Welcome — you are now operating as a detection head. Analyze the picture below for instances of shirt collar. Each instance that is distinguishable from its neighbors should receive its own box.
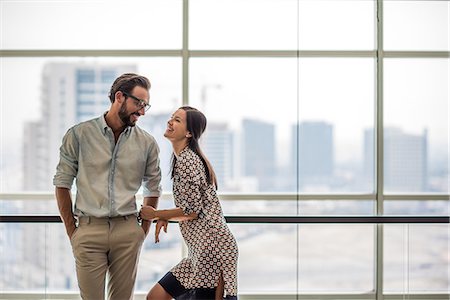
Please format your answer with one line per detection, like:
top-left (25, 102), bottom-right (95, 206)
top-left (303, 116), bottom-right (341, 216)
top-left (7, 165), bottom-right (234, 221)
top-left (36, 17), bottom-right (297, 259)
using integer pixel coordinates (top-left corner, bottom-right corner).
top-left (99, 112), bottom-right (109, 135)
top-left (98, 112), bottom-right (132, 136)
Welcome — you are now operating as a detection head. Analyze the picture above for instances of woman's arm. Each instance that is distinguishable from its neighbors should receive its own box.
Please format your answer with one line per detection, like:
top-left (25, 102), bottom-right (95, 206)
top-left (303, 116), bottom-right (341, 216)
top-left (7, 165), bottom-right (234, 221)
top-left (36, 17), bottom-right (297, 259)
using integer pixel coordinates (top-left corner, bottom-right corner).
top-left (140, 206), bottom-right (198, 222)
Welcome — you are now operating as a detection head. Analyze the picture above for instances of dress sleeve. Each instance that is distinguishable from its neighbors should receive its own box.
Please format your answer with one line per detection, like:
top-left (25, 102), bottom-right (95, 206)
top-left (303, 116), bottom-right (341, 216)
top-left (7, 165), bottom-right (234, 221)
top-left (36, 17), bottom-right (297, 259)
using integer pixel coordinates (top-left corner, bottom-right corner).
top-left (177, 156), bottom-right (205, 216)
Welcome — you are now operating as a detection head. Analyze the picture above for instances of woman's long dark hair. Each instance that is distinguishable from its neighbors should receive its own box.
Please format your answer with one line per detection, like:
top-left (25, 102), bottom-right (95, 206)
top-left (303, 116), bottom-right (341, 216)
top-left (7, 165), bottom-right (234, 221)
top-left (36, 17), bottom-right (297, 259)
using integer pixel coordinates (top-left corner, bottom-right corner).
top-left (171, 106), bottom-right (218, 189)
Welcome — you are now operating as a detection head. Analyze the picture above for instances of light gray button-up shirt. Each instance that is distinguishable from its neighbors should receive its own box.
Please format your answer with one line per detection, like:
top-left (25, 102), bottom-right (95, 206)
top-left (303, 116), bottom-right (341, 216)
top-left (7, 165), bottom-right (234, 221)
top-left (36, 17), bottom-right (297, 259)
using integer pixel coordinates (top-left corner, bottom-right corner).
top-left (53, 114), bottom-right (162, 218)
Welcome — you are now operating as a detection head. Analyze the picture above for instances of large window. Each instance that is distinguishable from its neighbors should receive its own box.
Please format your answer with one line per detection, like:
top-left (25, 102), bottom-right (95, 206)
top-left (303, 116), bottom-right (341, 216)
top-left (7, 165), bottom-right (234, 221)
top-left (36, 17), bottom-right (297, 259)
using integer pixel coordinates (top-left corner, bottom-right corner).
top-left (1, 0), bottom-right (449, 297)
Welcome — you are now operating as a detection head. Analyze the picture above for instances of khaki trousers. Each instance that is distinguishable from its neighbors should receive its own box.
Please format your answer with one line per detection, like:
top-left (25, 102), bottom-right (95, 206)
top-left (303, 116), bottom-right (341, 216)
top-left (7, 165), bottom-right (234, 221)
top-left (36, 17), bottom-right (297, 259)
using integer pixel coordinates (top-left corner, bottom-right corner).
top-left (70, 215), bottom-right (145, 300)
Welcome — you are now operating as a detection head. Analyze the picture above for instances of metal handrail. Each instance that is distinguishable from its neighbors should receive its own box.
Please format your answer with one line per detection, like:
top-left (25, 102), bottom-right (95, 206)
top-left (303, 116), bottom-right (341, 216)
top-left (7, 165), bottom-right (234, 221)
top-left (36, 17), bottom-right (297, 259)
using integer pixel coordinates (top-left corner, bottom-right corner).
top-left (1, 215), bottom-right (448, 224)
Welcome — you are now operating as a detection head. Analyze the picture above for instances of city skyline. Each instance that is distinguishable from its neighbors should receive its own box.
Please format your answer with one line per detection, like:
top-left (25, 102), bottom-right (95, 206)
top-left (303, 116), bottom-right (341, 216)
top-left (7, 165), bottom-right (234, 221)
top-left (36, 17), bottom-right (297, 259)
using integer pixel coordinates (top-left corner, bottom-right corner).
top-left (0, 61), bottom-right (448, 193)
top-left (17, 61), bottom-right (447, 194)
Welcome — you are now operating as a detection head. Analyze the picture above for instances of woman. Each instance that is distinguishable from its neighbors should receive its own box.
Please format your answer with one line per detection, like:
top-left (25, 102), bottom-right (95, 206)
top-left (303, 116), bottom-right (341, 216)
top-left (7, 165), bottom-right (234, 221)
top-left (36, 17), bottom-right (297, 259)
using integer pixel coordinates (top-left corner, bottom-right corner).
top-left (140, 106), bottom-right (238, 300)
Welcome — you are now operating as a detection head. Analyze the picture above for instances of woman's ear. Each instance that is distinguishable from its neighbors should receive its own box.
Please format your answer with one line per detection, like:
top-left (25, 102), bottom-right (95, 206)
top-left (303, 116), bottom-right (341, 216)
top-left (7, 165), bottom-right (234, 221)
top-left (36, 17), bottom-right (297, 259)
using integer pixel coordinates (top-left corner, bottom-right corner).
top-left (186, 132), bottom-right (192, 138)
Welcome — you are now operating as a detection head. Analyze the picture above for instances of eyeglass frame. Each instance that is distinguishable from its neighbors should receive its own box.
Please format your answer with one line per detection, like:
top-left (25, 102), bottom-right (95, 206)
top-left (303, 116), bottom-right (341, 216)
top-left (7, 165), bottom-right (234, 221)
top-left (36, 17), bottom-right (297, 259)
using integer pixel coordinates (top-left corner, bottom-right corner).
top-left (122, 91), bottom-right (151, 112)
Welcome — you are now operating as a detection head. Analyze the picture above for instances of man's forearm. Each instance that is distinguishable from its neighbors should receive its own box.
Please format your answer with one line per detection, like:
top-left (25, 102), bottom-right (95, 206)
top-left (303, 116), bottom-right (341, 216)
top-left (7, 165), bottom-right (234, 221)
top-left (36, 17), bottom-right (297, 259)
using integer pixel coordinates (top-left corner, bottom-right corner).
top-left (144, 196), bottom-right (159, 209)
top-left (141, 196), bottom-right (159, 233)
top-left (55, 187), bottom-right (76, 236)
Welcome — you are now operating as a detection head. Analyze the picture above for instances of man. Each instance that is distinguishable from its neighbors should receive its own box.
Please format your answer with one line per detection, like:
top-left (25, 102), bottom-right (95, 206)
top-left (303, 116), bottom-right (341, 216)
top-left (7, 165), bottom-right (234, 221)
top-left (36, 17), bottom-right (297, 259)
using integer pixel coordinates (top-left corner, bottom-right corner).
top-left (53, 73), bottom-right (162, 300)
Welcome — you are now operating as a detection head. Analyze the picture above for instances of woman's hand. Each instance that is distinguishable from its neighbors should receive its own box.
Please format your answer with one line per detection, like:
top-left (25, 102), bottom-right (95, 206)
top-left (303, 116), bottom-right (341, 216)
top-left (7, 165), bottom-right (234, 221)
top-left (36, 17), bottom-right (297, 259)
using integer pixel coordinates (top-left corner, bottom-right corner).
top-left (155, 220), bottom-right (168, 243)
top-left (140, 205), bottom-right (158, 221)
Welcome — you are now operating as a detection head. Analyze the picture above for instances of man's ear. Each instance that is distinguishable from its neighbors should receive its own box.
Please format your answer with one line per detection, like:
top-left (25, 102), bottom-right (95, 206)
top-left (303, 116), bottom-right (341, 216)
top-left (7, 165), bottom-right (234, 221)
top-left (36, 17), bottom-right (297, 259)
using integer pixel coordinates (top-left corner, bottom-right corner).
top-left (115, 91), bottom-right (124, 103)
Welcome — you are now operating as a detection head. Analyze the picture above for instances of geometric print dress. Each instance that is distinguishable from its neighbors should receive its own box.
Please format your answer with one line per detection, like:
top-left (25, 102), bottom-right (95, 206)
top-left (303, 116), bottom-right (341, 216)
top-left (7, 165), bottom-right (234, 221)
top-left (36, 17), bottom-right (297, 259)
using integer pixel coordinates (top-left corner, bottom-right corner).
top-left (170, 147), bottom-right (238, 298)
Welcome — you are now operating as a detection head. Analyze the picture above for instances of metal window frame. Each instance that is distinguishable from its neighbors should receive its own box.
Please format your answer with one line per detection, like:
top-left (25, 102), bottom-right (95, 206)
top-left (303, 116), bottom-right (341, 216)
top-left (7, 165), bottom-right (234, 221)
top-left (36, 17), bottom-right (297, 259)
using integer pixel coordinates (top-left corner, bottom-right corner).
top-left (1, 0), bottom-right (449, 298)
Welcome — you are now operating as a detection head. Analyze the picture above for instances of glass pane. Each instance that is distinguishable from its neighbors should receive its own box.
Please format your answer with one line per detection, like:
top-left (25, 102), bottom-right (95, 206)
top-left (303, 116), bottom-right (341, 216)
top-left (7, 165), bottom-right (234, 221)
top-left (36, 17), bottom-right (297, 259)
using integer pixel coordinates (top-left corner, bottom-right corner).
top-left (0, 0), bottom-right (182, 50)
top-left (384, 1), bottom-right (450, 51)
top-left (0, 223), bottom-right (77, 291)
top-left (0, 199), bottom-right (60, 216)
top-left (384, 200), bottom-right (450, 216)
top-left (190, 0), bottom-right (375, 50)
top-left (298, 225), bottom-right (375, 292)
top-left (222, 199), bottom-right (374, 216)
top-left (230, 224), bottom-right (297, 294)
top-left (0, 57), bottom-right (181, 193)
top-left (190, 0), bottom-right (298, 50)
top-left (384, 59), bottom-right (449, 193)
top-left (190, 58), bottom-right (298, 193)
top-left (298, 200), bottom-right (374, 215)
top-left (222, 200), bottom-right (297, 216)
top-left (298, 58), bottom-right (375, 193)
top-left (298, 0), bottom-right (375, 50)
top-left (190, 58), bottom-right (375, 194)
top-left (384, 224), bottom-right (450, 293)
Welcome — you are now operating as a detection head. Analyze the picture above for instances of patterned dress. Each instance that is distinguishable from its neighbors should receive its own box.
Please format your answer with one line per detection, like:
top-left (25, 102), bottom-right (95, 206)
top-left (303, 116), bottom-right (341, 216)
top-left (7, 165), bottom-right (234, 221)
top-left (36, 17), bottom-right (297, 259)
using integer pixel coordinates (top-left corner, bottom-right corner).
top-left (170, 147), bottom-right (238, 297)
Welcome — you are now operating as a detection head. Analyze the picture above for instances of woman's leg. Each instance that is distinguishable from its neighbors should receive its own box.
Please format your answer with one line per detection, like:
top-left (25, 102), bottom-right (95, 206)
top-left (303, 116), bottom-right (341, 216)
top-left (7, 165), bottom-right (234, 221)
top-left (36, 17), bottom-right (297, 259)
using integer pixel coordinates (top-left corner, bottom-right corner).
top-left (215, 274), bottom-right (225, 300)
top-left (146, 283), bottom-right (173, 300)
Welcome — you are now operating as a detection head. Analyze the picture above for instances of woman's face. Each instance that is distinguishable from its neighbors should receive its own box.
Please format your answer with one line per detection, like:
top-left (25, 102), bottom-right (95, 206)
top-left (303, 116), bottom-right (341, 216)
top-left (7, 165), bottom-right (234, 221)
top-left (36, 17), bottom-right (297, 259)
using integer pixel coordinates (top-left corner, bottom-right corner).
top-left (164, 109), bottom-right (190, 142)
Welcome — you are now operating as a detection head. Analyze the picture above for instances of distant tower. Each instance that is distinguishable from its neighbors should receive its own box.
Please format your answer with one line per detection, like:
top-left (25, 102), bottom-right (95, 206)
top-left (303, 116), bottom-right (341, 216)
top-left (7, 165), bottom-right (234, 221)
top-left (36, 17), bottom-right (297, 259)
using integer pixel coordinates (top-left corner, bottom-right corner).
top-left (364, 127), bottom-right (428, 192)
top-left (202, 122), bottom-right (234, 191)
top-left (242, 119), bottom-right (275, 191)
top-left (384, 128), bottom-right (428, 192)
top-left (363, 128), bottom-right (375, 191)
top-left (23, 63), bottom-right (136, 191)
top-left (293, 121), bottom-right (334, 191)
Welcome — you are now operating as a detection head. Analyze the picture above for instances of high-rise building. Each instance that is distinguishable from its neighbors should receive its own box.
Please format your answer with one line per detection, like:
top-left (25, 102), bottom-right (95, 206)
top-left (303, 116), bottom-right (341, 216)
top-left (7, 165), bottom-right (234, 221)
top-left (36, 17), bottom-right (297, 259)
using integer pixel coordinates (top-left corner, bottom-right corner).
top-left (362, 128), bottom-right (375, 192)
top-left (202, 122), bottom-right (234, 191)
top-left (291, 121), bottom-right (334, 191)
top-left (384, 128), bottom-right (428, 192)
top-left (23, 121), bottom-right (46, 190)
top-left (364, 127), bottom-right (428, 192)
top-left (242, 119), bottom-right (275, 192)
top-left (23, 63), bottom-right (136, 191)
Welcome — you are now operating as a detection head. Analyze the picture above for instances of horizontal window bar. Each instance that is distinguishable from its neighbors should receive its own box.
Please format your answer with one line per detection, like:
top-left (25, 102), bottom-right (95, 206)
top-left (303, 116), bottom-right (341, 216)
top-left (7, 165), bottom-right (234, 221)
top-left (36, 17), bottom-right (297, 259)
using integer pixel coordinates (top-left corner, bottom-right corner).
top-left (0, 50), bottom-right (183, 57)
top-left (383, 51), bottom-right (450, 58)
top-left (1, 193), bottom-right (449, 201)
top-left (190, 50), bottom-right (378, 57)
top-left (1, 50), bottom-right (449, 58)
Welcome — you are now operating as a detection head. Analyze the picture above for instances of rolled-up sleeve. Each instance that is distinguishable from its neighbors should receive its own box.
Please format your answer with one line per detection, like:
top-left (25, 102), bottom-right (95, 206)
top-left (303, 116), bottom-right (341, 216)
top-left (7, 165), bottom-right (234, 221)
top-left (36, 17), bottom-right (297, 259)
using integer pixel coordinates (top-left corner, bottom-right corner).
top-left (53, 128), bottom-right (79, 189)
top-left (142, 138), bottom-right (162, 197)
top-left (178, 180), bottom-right (203, 216)
top-left (177, 162), bottom-right (204, 216)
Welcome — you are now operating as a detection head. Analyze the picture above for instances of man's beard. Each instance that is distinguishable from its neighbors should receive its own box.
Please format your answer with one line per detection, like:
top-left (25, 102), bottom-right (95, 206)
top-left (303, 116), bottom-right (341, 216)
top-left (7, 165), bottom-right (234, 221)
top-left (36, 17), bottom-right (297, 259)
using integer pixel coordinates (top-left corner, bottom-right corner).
top-left (119, 102), bottom-right (140, 127)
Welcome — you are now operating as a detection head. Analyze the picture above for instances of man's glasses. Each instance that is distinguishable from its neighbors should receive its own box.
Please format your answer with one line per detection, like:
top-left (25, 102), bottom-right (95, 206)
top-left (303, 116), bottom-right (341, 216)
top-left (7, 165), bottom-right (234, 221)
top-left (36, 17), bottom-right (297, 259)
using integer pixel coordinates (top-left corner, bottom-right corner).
top-left (122, 92), bottom-right (151, 112)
